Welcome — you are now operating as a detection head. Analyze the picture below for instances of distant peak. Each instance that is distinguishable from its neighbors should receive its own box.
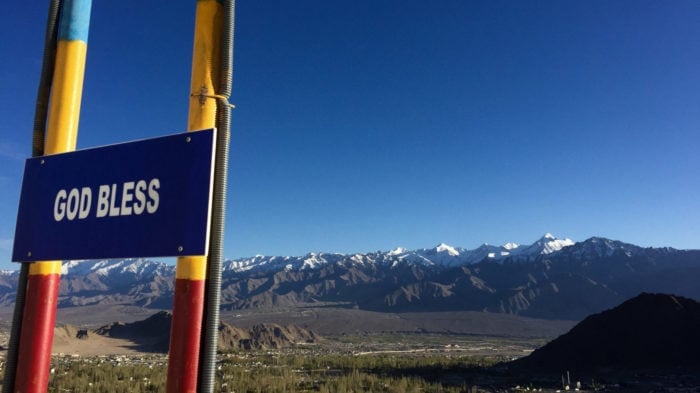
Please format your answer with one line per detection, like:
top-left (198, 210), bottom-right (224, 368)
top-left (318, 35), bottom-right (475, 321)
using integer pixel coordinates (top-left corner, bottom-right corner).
top-left (388, 247), bottom-right (406, 256)
top-left (533, 233), bottom-right (576, 254)
top-left (503, 242), bottom-right (519, 250)
top-left (435, 243), bottom-right (460, 256)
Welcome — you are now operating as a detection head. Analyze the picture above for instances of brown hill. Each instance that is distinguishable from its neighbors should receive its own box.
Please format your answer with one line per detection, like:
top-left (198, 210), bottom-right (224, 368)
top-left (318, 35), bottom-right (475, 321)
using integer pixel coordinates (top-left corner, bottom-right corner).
top-left (218, 322), bottom-right (318, 351)
top-left (509, 293), bottom-right (700, 373)
top-left (82, 311), bottom-right (320, 353)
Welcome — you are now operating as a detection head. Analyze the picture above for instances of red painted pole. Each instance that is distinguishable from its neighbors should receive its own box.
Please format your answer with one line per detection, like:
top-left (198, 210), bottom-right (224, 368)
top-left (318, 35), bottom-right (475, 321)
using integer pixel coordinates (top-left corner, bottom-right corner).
top-left (167, 275), bottom-right (206, 392)
top-left (14, 264), bottom-right (61, 393)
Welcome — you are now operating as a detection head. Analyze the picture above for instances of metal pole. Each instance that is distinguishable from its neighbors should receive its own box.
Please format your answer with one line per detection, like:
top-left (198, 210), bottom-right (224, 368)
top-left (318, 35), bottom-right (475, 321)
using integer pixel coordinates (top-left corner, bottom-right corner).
top-left (2, 1), bottom-right (62, 390)
top-left (13, 0), bottom-right (91, 391)
top-left (199, 0), bottom-right (234, 390)
top-left (167, 1), bottom-right (222, 391)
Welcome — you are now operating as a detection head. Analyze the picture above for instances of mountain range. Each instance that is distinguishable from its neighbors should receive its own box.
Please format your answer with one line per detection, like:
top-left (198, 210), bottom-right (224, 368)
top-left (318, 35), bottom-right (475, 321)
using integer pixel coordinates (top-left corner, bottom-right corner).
top-left (2, 234), bottom-right (699, 320)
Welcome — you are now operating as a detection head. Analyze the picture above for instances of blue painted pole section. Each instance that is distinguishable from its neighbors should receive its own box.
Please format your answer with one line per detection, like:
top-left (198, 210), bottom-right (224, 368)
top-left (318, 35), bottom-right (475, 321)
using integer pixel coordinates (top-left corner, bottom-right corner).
top-left (58, 0), bottom-right (92, 42)
top-left (45, 0), bottom-right (92, 155)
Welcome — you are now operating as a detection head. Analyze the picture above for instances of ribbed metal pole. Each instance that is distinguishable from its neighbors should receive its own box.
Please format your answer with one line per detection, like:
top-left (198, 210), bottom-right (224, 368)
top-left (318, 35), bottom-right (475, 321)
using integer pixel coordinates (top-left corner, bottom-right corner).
top-left (2, 1), bottom-right (62, 389)
top-left (32, 0), bottom-right (62, 159)
top-left (2, 263), bottom-right (29, 393)
top-left (198, 0), bottom-right (234, 389)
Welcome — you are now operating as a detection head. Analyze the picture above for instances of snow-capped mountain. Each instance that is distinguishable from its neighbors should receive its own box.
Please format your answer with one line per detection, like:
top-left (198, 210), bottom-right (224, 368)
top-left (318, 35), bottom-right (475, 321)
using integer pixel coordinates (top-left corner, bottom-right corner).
top-left (61, 258), bottom-right (172, 278)
top-left (509, 233), bottom-right (575, 258)
top-left (46, 233), bottom-right (576, 277)
top-left (220, 233), bottom-right (576, 273)
top-left (2, 233), bottom-right (585, 278)
top-left (11, 233), bottom-right (625, 279)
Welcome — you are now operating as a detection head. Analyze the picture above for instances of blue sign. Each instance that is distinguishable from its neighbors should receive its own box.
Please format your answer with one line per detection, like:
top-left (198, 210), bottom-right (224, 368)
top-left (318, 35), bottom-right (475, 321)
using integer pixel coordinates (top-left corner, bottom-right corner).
top-left (13, 129), bottom-right (216, 262)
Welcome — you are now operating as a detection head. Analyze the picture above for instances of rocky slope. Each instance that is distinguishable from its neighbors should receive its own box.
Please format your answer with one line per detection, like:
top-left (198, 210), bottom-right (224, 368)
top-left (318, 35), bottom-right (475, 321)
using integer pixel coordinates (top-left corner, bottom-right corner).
top-left (509, 293), bottom-right (700, 372)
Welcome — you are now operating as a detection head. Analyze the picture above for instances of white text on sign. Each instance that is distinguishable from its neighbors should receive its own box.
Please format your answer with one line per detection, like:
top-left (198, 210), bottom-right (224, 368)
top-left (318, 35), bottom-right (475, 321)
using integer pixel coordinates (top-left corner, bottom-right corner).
top-left (53, 178), bottom-right (160, 222)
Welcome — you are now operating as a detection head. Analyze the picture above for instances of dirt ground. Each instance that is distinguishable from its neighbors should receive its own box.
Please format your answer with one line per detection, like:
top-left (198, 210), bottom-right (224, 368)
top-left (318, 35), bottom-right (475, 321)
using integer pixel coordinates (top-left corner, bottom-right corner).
top-left (52, 325), bottom-right (146, 356)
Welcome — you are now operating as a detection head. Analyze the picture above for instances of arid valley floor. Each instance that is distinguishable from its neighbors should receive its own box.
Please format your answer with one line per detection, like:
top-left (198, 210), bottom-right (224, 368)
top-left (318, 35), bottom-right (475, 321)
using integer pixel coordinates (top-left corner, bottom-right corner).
top-left (1, 304), bottom-right (699, 392)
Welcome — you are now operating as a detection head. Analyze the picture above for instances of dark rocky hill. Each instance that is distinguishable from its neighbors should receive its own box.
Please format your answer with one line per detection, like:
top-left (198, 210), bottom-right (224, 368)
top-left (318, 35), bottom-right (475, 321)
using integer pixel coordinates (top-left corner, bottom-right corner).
top-left (95, 311), bottom-right (174, 351)
top-left (510, 293), bottom-right (700, 372)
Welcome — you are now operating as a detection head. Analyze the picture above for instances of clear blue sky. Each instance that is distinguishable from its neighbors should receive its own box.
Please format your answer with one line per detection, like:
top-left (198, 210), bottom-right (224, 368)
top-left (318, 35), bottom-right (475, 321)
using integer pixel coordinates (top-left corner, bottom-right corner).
top-left (1, 1), bottom-right (699, 269)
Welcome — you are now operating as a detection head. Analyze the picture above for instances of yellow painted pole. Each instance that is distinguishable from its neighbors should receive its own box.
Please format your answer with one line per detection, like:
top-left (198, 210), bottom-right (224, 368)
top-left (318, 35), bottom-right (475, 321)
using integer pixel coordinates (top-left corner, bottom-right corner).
top-left (14, 0), bottom-right (92, 392)
top-left (188, 1), bottom-right (222, 132)
top-left (167, 1), bottom-right (222, 391)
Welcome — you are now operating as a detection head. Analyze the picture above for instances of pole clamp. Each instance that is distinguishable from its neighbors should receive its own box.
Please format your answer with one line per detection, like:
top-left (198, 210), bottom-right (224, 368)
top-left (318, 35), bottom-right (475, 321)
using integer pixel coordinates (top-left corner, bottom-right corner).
top-left (191, 87), bottom-right (235, 109)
